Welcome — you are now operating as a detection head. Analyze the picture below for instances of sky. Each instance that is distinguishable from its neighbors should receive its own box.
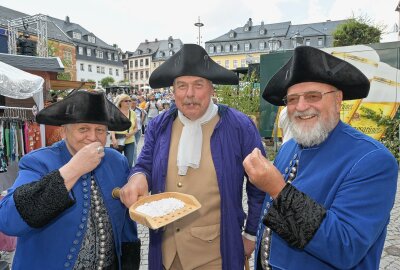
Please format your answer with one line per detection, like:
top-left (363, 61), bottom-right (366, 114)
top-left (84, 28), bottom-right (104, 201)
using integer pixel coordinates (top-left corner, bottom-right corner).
top-left (1, 0), bottom-right (399, 52)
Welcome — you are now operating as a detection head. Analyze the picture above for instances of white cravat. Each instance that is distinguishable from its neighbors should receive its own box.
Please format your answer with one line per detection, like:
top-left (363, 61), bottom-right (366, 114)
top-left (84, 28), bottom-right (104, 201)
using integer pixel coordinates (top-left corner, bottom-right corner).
top-left (177, 99), bottom-right (218, 175)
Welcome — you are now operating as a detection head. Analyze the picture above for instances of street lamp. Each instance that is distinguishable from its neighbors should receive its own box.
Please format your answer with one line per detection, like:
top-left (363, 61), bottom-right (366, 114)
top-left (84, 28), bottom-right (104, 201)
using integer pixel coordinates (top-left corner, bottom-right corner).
top-left (291, 31), bottom-right (304, 48)
top-left (194, 16), bottom-right (204, 45)
top-left (268, 32), bottom-right (280, 52)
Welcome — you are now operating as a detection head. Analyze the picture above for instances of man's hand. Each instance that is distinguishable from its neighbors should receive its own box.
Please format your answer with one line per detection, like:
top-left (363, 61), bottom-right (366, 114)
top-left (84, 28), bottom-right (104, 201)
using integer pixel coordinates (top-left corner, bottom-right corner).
top-left (243, 148), bottom-right (286, 199)
top-left (60, 142), bottom-right (105, 191)
top-left (242, 236), bottom-right (255, 258)
top-left (119, 173), bottom-right (149, 208)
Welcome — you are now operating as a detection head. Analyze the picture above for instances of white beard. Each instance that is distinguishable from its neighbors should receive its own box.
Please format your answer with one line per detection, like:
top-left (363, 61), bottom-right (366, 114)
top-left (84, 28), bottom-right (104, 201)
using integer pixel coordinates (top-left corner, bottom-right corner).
top-left (288, 108), bottom-right (338, 147)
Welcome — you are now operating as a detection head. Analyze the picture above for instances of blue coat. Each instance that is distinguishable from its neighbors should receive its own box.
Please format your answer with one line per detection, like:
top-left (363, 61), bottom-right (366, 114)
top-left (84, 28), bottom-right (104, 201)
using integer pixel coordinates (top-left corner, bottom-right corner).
top-left (0, 140), bottom-right (139, 270)
top-left (255, 121), bottom-right (398, 269)
top-left (130, 105), bottom-right (266, 270)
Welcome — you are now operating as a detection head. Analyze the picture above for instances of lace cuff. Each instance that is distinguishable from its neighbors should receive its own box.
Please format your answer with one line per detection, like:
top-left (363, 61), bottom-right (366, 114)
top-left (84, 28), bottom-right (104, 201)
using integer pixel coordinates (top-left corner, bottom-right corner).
top-left (263, 183), bottom-right (326, 249)
top-left (14, 170), bottom-right (75, 228)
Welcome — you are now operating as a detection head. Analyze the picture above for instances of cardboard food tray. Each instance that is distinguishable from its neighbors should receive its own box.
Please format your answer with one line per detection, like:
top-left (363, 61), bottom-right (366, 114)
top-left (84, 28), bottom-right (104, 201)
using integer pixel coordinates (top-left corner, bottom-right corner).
top-left (129, 192), bottom-right (201, 230)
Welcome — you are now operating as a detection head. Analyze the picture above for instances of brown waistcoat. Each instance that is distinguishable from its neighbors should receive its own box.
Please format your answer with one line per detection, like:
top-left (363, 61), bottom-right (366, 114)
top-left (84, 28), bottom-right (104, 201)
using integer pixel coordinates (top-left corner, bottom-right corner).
top-left (162, 115), bottom-right (222, 270)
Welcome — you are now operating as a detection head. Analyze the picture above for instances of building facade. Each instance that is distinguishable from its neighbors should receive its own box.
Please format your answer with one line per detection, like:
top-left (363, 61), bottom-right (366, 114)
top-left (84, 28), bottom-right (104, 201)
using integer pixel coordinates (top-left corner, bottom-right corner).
top-left (51, 16), bottom-right (123, 88)
top-left (205, 18), bottom-right (346, 70)
top-left (122, 36), bottom-right (183, 91)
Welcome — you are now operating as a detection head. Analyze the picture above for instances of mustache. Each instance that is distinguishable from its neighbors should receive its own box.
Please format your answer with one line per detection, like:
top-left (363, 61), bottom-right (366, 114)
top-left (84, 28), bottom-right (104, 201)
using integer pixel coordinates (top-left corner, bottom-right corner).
top-left (183, 99), bottom-right (201, 105)
top-left (292, 108), bottom-right (319, 118)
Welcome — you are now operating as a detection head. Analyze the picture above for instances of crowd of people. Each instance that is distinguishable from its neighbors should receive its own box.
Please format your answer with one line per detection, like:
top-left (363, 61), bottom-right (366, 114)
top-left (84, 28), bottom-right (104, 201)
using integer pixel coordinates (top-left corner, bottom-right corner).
top-left (0, 43), bottom-right (398, 270)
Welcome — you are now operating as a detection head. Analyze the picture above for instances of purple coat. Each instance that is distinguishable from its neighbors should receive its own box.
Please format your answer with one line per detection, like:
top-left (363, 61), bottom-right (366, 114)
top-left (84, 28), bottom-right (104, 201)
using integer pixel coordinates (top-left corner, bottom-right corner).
top-left (130, 105), bottom-right (265, 270)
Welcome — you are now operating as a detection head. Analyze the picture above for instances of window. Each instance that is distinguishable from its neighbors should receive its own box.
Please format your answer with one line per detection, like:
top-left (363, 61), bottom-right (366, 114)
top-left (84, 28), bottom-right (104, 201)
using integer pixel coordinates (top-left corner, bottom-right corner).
top-left (87, 48), bottom-right (92, 56)
top-left (129, 61), bottom-right (133, 68)
top-left (153, 62), bottom-right (157, 68)
top-left (63, 49), bottom-right (72, 62)
top-left (108, 53), bottom-right (112, 61)
top-left (114, 54), bottom-right (118, 61)
top-left (140, 59), bottom-right (143, 67)
top-left (244, 43), bottom-right (250, 51)
top-left (305, 39), bottom-right (311, 46)
top-left (244, 26), bottom-right (249, 32)
top-left (140, 71), bottom-right (143, 79)
top-left (168, 43), bottom-right (173, 48)
top-left (97, 66), bottom-right (100, 73)
top-left (116, 69), bottom-right (119, 76)
top-left (229, 32), bottom-right (235, 38)
top-left (73, 32), bottom-right (81, 39)
top-left (109, 68), bottom-right (113, 75)
top-left (80, 63), bottom-right (84, 71)
top-left (135, 72), bottom-right (138, 80)
top-left (209, 46), bottom-right (214, 53)
top-left (135, 60), bottom-right (138, 67)
top-left (96, 50), bottom-right (104, 59)
top-left (241, 59), bottom-right (246, 67)
top-left (318, 38), bottom-right (323, 46)
top-left (259, 29), bottom-right (265, 35)
top-left (216, 45), bottom-right (222, 53)
top-left (169, 50), bottom-right (174, 56)
top-left (224, 60), bottom-right (229, 69)
top-left (233, 60), bottom-right (238, 68)
top-left (88, 65), bottom-right (92, 72)
top-left (78, 46), bottom-right (83, 55)
top-left (88, 36), bottom-right (96, 43)
top-left (145, 70), bottom-right (149, 78)
top-left (145, 58), bottom-right (149, 66)
top-left (130, 72), bottom-right (133, 80)
top-left (233, 44), bottom-right (238, 52)
top-left (101, 67), bottom-right (105, 74)
top-left (259, 42), bottom-right (265, 50)
top-left (225, 44), bottom-right (230, 52)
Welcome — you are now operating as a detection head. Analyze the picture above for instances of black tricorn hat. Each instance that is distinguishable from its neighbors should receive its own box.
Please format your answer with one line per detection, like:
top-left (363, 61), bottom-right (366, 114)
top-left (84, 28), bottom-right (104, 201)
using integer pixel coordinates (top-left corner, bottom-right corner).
top-left (36, 90), bottom-right (131, 131)
top-left (262, 46), bottom-right (370, 106)
top-left (149, 43), bottom-right (239, 88)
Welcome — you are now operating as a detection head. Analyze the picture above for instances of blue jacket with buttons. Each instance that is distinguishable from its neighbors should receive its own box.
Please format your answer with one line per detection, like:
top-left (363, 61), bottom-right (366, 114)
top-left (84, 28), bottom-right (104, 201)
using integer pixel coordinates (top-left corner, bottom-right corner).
top-left (0, 140), bottom-right (139, 270)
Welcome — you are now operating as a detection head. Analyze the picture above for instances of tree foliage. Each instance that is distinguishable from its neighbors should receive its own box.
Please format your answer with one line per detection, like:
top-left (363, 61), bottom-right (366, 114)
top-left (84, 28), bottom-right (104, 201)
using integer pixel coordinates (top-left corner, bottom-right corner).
top-left (100, 76), bottom-right (115, 88)
top-left (215, 71), bottom-right (260, 115)
top-left (333, 15), bottom-right (384, 46)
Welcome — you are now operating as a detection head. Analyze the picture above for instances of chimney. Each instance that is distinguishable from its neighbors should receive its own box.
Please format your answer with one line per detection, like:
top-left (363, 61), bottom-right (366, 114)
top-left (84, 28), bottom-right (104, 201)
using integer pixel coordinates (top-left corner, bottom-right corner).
top-left (145, 39), bottom-right (148, 43)
top-left (65, 16), bottom-right (70, 24)
top-left (155, 38), bottom-right (158, 42)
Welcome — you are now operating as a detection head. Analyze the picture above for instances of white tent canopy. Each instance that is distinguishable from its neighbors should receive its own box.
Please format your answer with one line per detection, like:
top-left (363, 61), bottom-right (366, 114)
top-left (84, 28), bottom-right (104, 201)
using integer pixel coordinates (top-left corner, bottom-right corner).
top-left (0, 61), bottom-right (44, 109)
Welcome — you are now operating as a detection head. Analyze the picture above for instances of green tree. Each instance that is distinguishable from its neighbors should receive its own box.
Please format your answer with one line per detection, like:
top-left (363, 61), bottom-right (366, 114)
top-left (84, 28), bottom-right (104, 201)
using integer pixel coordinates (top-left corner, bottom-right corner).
top-left (333, 15), bottom-right (384, 46)
top-left (215, 71), bottom-right (260, 115)
top-left (101, 76), bottom-right (115, 88)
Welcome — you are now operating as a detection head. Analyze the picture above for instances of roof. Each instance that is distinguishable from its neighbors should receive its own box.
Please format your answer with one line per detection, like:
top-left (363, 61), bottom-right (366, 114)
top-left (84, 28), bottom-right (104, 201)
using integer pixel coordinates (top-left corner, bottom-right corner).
top-left (129, 38), bottom-right (183, 60)
top-left (0, 53), bottom-right (64, 72)
top-left (0, 5), bottom-right (73, 45)
top-left (49, 16), bottom-right (116, 50)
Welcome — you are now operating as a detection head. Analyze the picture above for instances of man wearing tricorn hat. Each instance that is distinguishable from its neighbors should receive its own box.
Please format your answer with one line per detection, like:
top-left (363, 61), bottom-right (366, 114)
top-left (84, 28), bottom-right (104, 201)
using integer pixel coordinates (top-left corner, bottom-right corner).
top-left (243, 46), bottom-right (398, 269)
top-left (0, 90), bottom-right (141, 269)
top-left (119, 44), bottom-right (265, 269)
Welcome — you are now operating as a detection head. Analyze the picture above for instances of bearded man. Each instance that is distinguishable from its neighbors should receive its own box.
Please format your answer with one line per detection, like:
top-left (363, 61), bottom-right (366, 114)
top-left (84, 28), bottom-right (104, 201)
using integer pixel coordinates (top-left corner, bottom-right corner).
top-left (243, 46), bottom-right (398, 270)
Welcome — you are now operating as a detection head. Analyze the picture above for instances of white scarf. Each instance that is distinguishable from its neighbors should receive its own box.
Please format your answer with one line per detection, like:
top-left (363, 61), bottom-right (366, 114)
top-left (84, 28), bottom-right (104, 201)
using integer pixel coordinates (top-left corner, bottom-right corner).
top-left (177, 99), bottom-right (218, 175)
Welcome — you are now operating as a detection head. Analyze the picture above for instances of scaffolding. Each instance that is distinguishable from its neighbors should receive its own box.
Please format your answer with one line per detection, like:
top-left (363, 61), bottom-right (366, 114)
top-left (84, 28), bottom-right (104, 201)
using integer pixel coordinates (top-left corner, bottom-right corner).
top-left (7, 14), bottom-right (48, 57)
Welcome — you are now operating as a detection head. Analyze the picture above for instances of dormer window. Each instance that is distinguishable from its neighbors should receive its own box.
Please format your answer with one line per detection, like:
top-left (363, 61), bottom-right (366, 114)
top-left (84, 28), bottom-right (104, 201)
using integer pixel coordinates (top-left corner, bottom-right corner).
top-left (229, 31), bottom-right (236, 38)
top-left (108, 52), bottom-right (112, 61)
top-left (168, 43), bottom-right (173, 48)
top-left (147, 48), bottom-right (152, 53)
top-left (232, 44), bottom-right (238, 52)
top-left (244, 26), bottom-right (249, 32)
top-left (87, 36), bottom-right (96, 43)
top-left (137, 50), bottom-right (142, 55)
top-left (72, 32), bottom-right (81, 39)
top-left (169, 50), bottom-right (174, 56)
top-left (259, 29), bottom-right (266, 35)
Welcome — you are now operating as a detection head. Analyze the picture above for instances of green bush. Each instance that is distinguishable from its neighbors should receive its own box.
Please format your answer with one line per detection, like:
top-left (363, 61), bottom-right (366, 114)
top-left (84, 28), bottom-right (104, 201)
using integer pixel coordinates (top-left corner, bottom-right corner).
top-left (360, 106), bottom-right (400, 163)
